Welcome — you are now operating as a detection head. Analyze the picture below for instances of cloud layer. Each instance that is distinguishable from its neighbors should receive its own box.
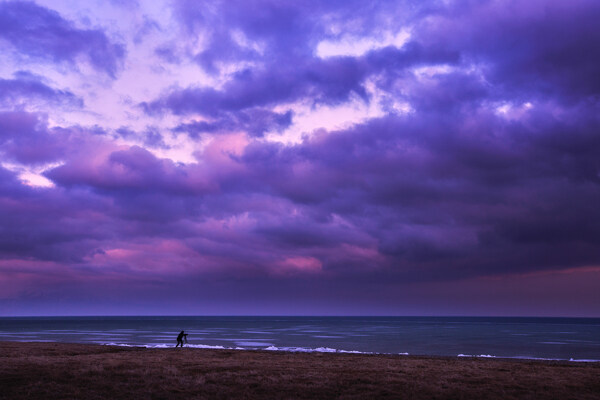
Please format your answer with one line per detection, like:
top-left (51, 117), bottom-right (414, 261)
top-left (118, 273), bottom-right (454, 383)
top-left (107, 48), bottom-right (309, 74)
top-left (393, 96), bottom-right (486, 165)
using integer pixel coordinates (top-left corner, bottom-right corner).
top-left (0, 0), bottom-right (599, 315)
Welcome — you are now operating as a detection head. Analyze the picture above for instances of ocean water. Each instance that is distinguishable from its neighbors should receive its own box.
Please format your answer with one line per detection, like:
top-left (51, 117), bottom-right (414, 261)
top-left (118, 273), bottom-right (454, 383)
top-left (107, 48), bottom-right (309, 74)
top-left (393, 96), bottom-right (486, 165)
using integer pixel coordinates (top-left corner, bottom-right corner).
top-left (0, 316), bottom-right (598, 361)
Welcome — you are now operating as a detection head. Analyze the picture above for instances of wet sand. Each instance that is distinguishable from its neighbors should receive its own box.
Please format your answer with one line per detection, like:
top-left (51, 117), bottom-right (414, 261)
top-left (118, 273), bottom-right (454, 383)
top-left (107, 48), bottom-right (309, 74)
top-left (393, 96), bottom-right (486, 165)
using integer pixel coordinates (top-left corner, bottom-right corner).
top-left (1, 341), bottom-right (598, 399)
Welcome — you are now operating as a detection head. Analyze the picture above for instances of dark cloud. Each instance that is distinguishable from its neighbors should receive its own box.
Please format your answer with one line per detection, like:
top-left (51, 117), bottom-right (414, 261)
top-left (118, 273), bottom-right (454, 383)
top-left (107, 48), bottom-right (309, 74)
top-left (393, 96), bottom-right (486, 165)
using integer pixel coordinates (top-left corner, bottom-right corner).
top-left (0, 72), bottom-right (83, 107)
top-left (0, 163), bottom-right (108, 263)
top-left (146, 1), bottom-right (453, 117)
top-left (143, 57), bottom-right (369, 116)
top-left (115, 126), bottom-right (170, 148)
top-left (1, 0), bottom-right (600, 315)
top-left (230, 96), bottom-right (600, 280)
top-left (414, 0), bottom-right (600, 100)
top-left (0, 111), bottom-right (65, 164)
top-left (175, 108), bottom-right (293, 138)
top-left (46, 145), bottom-right (211, 196)
top-left (0, 1), bottom-right (125, 76)
top-left (42, 96), bottom-right (600, 283)
top-left (173, 0), bottom-right (431, 67)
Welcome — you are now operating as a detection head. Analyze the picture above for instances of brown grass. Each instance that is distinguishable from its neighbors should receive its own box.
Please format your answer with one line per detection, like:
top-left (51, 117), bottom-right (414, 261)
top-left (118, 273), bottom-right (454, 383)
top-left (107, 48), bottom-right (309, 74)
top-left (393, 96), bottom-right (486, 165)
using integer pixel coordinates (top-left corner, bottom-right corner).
top-left (0, 341), bottom-right (598, 399)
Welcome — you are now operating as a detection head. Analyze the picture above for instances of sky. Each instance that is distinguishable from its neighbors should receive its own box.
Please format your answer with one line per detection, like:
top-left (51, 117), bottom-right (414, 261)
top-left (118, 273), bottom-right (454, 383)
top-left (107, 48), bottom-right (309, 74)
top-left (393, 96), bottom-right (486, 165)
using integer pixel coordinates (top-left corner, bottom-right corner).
top-left (0, 0), bottom-right (599, 317)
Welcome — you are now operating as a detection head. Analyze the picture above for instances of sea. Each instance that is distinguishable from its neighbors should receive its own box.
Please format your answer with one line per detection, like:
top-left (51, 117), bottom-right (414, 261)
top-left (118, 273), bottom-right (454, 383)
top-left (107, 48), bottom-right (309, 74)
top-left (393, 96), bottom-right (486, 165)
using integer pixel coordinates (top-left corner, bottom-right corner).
top-left (0, 316), bottom-right (598, 362)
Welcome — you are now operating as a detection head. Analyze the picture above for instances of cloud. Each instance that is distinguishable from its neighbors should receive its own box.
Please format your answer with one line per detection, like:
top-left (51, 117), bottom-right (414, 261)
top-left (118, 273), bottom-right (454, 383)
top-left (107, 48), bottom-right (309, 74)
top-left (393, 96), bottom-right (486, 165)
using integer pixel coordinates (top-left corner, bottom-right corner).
top-left (0, 162), bottom-right (105, 263)
top-left (0, 1), bottom-right (125, 76)
top-left (45, 145), bottom-right (214, 196)
top-left (0, 72), bottom-right (83, 107)
top-left (143, 56), bottom-right (370, 116)
top-left (145, 0), bottom-right (456, 121)
top-left (115, 126), bottom-right (170, 148)
top-left (1, 0), bottom-right (600, 314)
top-left (414, 0), bottom-right (600, 100)
top-left (230, 96), bottom-right (600, 280)
top-left (172, 0), bottom-right (429, 68)
top-left (174, 108), bottom-right (293, 138)
top-left (0, 111), bottom-right (65, 164)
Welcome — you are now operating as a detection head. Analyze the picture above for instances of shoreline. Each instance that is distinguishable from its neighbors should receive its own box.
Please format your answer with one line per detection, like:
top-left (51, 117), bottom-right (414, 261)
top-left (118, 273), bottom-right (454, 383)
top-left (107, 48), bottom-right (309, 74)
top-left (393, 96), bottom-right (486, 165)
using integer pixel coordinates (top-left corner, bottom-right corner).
top-left (2, 341), bottom-right (599, 399)
top-left (11, 339), bottom-right (600, 363)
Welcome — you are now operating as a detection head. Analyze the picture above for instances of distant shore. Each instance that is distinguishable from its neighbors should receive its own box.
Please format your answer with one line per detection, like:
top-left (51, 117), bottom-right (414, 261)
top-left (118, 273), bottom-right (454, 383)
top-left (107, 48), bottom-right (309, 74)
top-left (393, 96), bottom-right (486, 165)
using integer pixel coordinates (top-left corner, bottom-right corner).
top-left (1, 341), bottom-right (599, 399)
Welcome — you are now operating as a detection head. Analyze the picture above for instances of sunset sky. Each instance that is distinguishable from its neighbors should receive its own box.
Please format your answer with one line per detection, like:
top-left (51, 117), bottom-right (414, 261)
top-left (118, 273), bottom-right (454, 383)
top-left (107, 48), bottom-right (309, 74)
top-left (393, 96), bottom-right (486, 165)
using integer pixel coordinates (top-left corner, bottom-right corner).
top-left (0, 0), bottom-right (599, 316)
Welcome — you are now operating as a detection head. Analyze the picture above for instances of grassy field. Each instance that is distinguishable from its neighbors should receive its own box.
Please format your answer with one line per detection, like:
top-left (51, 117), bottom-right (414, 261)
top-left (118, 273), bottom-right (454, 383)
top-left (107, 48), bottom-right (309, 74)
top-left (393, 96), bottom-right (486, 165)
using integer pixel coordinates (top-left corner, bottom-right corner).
top-left (1, 341), bottom-right (598, 399)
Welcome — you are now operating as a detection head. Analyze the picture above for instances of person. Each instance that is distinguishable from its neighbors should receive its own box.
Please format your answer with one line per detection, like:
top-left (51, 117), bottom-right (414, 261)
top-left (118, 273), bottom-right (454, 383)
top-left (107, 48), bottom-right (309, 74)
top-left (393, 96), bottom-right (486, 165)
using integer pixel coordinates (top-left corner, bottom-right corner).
top-left (176, 330), bottom-right (188, 347)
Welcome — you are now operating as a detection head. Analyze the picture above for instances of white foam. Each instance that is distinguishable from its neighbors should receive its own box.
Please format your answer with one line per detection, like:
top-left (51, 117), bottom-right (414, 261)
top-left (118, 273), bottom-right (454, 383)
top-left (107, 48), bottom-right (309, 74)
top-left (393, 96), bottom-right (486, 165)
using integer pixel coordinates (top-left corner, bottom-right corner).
top-left (94, 342), bottom-right (598, 362)
top-left (457, 354), bottom-right (600, 363)
top-left (264, 345), bottom-right (371, 354)
top-left (457, 354), bottom-right (496, 358)
top-left (103, 343), bottom-right (229, 350)
top-left (513, 356), bottom-right (564, 361)
top-left (149, 343), bottom-right (227, 350)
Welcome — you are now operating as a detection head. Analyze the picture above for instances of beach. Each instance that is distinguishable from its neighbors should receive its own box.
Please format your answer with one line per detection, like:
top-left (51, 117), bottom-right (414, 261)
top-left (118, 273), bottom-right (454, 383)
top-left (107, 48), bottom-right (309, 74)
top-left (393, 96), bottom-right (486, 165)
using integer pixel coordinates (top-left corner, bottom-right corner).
top-left (1, 342), bottom-right (598, 399)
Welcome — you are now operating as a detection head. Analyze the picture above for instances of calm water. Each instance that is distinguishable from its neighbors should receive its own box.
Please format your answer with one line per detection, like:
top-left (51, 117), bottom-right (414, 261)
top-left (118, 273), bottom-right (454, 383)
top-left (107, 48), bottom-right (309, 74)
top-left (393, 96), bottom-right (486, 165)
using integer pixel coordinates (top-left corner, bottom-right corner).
top-left (0, 316), bottom-right (598, 361)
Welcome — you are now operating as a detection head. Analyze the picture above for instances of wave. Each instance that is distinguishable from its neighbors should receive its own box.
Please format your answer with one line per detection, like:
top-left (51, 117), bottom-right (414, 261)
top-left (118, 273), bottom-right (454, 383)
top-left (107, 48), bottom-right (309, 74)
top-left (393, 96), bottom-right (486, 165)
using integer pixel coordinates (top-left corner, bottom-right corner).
top-left (103, 342), bottom-right (402, 354)
top-left (457, 353), bottom-right (600, 362)
top-left (265, 345), bottom-right (376, 354)
top-left (88, 342), bottom-right (600, 362)
top-left (457, 354), bottom-right (496, 358)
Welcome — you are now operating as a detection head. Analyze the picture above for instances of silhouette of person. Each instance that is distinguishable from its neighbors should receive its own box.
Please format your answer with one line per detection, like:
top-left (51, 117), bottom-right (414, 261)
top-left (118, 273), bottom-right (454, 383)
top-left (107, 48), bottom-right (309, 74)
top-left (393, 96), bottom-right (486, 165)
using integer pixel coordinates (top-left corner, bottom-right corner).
top-left (176, 330), bottom-right (188, 347)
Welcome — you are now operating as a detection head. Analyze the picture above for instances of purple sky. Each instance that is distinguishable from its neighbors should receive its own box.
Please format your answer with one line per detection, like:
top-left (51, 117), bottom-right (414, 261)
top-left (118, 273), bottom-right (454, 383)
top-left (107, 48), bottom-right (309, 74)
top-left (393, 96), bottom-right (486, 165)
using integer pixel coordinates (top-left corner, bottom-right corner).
top-left (0, 0), bottom-right (599, 316)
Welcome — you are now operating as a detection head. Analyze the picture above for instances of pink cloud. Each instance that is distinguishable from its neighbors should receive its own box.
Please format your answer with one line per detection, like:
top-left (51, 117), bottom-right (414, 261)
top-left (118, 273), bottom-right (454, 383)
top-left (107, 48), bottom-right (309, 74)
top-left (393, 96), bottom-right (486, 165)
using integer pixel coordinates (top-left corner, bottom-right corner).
top-left (87, 239), bottom-right (212, 275)
top-left (272, 256), bottom-right (323, 276)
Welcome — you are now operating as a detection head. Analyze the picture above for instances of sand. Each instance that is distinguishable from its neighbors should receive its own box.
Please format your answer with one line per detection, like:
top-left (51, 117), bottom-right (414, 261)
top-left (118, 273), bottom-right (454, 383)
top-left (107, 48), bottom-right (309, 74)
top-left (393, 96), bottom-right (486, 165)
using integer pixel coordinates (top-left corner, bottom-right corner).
top-left (1, 341), bottom-right (598, 399)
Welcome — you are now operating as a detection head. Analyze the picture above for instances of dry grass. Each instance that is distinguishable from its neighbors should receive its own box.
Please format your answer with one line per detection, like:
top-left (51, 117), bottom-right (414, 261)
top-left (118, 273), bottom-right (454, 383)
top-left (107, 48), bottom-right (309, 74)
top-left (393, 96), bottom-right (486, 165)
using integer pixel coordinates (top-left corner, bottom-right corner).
top-left (1, 341), bottom-right (599, 399)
